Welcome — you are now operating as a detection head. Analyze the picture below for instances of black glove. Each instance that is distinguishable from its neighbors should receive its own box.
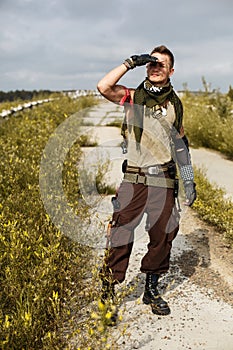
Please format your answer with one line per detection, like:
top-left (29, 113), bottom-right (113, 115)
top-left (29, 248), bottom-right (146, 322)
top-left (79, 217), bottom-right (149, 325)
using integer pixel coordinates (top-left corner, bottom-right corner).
top-left (183, 181), bottom-right (197, 206)
top-left (124, 54), bottom-right (157, 69)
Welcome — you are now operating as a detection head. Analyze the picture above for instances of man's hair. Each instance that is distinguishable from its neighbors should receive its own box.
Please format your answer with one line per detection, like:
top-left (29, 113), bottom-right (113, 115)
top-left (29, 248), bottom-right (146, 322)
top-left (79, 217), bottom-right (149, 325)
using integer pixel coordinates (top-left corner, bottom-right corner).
top-left (150, 45), bottom-right (174, 68)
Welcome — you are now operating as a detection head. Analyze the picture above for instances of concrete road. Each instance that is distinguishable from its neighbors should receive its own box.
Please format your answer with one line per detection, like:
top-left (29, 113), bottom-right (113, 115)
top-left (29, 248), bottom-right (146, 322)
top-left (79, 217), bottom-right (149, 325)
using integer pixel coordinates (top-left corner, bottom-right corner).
top-left (79, 100), bottom-right (233, 350)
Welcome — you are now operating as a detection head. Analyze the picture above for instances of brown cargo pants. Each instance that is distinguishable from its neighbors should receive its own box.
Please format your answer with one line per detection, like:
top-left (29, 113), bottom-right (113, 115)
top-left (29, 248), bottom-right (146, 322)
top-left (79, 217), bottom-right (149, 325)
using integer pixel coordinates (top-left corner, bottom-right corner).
top-left (104, 178), bottom-right (180, 283)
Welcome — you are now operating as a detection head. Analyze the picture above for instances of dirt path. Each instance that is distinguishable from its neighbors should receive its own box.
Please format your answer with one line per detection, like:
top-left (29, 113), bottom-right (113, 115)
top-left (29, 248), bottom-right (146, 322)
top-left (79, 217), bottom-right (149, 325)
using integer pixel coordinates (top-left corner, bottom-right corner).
top-left (80, 101), bottom-right (233, 350)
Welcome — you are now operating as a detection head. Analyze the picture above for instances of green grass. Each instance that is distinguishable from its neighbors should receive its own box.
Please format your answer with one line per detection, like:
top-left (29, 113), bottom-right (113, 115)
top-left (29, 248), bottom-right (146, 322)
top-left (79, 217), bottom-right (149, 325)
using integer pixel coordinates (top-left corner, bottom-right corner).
top-left (192, 167), bottom-right (233, 246)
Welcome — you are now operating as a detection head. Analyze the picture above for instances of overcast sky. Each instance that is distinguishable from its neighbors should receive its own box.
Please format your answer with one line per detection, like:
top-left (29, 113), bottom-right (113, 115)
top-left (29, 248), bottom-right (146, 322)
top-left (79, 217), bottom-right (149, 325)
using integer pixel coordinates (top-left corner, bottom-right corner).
top-left (0, 0), bottom-right (232, 92)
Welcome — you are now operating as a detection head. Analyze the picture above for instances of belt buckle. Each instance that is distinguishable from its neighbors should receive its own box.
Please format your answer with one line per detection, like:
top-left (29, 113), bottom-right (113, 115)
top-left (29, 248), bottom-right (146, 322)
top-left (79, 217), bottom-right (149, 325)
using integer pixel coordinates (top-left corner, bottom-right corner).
top-left (148, 166), bottom-right (159, 175)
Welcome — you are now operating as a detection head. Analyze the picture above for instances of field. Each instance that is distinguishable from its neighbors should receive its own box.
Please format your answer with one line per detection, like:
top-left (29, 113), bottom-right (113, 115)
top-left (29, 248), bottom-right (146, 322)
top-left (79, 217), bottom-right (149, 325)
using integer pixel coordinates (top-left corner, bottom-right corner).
top-left (0, 90), bottom-right (233, 349)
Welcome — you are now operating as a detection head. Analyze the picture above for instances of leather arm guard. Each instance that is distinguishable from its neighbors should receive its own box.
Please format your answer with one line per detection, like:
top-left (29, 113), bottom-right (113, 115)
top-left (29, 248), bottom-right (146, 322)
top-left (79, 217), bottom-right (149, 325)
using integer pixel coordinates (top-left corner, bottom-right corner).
top-left (172, 134), bottom-right (196, 206)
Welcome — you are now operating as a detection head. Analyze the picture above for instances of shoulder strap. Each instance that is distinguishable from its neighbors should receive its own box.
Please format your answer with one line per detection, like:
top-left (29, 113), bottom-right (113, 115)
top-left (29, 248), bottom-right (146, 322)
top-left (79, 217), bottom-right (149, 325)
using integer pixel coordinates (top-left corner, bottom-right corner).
top-left (169, 90), bottom-right (183, 132)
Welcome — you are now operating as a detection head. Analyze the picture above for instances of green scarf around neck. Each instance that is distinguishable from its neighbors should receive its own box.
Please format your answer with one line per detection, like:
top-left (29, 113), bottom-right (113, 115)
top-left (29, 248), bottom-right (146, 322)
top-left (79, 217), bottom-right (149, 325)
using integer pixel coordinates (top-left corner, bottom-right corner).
top-left (133, 78), bottom-right (183, 145)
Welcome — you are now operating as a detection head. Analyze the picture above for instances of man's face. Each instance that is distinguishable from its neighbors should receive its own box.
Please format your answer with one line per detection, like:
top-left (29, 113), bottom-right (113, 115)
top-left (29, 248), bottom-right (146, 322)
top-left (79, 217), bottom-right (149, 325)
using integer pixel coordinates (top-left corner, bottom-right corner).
top-left (146, 53), bottom-right (174, 86)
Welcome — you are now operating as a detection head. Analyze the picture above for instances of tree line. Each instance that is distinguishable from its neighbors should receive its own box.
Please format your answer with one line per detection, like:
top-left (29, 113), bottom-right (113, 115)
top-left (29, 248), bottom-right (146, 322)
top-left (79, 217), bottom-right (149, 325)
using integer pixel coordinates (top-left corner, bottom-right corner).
top-left (0, 89), bottom-right (57, 103)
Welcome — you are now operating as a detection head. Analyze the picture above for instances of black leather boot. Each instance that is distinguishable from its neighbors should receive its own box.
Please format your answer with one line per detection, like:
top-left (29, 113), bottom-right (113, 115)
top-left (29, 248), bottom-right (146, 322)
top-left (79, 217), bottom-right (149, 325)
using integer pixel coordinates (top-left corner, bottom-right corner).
top-left (142, 273), bottom-right (171, 316)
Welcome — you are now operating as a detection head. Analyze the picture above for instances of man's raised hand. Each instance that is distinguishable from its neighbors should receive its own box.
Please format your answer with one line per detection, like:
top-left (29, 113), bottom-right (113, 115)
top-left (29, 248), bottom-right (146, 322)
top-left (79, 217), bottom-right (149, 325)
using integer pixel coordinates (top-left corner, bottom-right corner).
top-left (124, 54), bottom-right (157, 69)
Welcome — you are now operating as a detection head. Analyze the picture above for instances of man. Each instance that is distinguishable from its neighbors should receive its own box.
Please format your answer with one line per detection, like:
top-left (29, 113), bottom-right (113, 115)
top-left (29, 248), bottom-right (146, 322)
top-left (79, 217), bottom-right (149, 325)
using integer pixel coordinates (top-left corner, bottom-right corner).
top-left (97, 45), bottom-right (196, 321)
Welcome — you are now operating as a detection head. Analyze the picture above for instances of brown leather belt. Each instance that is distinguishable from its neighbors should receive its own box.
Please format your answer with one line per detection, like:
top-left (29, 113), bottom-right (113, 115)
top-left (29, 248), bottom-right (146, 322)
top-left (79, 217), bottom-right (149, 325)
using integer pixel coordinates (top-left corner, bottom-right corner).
top-left (126, 164), bottom-right (168, 175)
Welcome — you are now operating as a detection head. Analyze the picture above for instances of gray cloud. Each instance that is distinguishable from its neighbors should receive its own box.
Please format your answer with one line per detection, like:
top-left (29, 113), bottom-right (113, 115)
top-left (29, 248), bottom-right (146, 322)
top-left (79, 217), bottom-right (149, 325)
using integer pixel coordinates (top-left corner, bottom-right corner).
top-left (0, 0), bottom-right (232, 92)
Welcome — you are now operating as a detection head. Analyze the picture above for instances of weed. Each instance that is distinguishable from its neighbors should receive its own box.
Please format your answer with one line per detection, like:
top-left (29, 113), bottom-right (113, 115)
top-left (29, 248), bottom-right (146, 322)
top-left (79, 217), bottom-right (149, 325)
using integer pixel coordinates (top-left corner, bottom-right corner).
top-left (193, 167), bottom-right (233, 245)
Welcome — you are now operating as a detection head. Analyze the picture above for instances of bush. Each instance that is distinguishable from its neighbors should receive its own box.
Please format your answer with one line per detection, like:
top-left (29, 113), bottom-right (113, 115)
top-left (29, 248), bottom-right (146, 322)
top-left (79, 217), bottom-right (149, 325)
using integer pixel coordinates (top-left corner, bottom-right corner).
top-left (182, 90), bottom-right (233, 158)
top-left (0, 96), bottom-right (102, 349)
